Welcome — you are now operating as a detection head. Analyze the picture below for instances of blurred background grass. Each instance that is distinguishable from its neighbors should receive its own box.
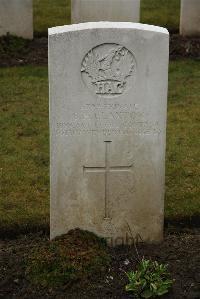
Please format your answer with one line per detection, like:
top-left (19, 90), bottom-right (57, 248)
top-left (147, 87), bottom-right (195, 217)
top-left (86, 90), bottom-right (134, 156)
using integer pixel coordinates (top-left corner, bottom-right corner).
top-left (33, 0), bottom-right (180, 35)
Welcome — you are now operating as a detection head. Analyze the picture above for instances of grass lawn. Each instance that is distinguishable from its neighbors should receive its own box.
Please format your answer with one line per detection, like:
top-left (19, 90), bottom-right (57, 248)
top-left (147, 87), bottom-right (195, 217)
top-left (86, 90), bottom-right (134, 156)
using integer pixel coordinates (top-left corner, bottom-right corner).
top-left (166, 60), bottom-right (200, 219)
top-left (0, 67), bottom-right (49, 233)
top-left (33, 0), bottom-right (70, 35)
top-left (141, 0), bottom-right (180, 32)
top-left (33, 0), bottom-right (180, 35)
top-left (0, 59), bottom-right (199, 233)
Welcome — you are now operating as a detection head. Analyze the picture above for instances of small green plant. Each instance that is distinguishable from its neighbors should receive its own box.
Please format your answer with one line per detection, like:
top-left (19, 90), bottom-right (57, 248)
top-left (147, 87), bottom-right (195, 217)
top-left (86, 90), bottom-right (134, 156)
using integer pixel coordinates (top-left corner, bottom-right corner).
top-left (125, 259), bottom-right (173, 298)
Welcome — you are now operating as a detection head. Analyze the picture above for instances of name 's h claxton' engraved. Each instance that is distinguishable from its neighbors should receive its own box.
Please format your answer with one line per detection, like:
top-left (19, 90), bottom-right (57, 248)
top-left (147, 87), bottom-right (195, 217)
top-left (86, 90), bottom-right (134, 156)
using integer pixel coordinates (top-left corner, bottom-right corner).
top-left (81, 44), bottom-right (136, 97)
top-left (83, 141), bottom-right (133, 219)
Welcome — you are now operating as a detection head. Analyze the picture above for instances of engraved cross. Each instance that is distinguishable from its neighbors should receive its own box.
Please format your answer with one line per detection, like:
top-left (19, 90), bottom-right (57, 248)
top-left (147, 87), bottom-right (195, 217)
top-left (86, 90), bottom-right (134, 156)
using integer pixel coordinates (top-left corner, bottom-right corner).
top-left (83, 141), bottom-right (133, 220)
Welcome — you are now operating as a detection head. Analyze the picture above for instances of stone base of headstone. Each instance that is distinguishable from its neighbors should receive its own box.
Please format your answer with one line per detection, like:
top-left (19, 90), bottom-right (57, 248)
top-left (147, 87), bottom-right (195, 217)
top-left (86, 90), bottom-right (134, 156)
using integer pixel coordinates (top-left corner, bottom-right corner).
top-left (71, 0), bottom-right (140, 24)
top-left (180, 0), bottom-right (200, 37)
top-left (0, 0), bottom-right (33, 39)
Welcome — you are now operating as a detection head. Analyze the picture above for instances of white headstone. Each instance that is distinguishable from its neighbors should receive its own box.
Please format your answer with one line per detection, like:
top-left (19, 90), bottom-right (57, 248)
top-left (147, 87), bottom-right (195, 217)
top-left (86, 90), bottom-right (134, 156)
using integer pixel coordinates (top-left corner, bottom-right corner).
top-left (180, 0), bottom-right (200, 36)
top-left (49, 22), bottom-right (169, 245)
top-left (0, 0), bottom-right (33, 39)
top-left (71, 0), bottom-right (140, 23)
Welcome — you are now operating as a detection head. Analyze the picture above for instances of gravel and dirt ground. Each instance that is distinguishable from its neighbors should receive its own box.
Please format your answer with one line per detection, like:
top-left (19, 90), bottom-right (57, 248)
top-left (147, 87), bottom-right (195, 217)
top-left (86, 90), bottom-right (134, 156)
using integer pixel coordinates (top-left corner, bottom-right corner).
top-left (0, 229), bottom-right (200, 299)
top-left (0, 34), bottom-right (199, 67)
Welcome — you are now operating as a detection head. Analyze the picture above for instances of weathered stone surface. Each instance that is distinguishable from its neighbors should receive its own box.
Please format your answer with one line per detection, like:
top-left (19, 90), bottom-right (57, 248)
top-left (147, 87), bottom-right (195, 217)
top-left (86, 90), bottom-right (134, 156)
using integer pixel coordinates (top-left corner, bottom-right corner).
top-left (49, 22), bottom-right (169, 245)
top-left (180, 0), bottom-right (200, 36)
top-left (0, 0), bottom-right (33, 39)
top-left (71, 0), bottom-right (140, 23)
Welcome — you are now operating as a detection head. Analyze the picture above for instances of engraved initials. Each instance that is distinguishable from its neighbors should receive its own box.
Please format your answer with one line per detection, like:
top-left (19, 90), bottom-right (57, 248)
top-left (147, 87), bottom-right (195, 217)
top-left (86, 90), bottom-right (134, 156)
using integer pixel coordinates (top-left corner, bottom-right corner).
top-left (95, 81), bottom-right (124, 95)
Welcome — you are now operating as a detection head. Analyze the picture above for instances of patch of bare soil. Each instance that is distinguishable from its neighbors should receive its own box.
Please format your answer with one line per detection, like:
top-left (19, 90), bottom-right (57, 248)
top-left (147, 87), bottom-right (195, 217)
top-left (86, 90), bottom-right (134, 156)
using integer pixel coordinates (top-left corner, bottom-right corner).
top-left (170, 35), bottom-right (200, 60)
top-left (0, 230), bottom-right (200, 299)
top-left (0, 34), bottom-right (199, 68)
top-left (0, 36), bottom-right (48, 67)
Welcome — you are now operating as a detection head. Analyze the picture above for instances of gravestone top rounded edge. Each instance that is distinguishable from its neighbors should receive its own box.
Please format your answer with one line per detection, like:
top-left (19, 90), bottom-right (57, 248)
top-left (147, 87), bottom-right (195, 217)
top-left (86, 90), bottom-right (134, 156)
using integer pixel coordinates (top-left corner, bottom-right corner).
top-left (48, 22), bottom-right (169, 36)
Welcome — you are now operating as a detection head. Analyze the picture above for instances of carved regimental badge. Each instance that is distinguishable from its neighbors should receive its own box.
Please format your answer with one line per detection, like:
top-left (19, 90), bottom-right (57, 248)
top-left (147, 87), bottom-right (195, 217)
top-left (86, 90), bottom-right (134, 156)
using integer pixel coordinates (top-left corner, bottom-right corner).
top-left (81, 43), bottom-right (136, 97)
